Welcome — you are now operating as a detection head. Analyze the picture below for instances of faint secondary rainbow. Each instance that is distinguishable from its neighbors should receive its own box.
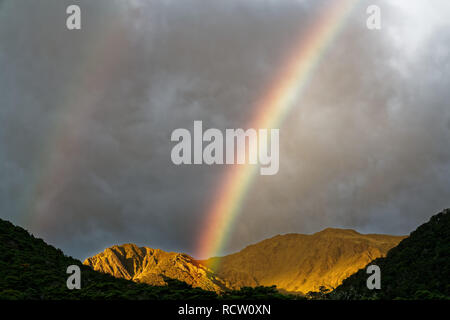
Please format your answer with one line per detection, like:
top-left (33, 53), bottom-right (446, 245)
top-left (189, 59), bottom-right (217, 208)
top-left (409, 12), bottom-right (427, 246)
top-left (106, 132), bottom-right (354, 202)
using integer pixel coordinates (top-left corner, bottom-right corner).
top-left (23, 24), bottom-right (128, 231)
top-left (196, 0), bottom-right (359, 266)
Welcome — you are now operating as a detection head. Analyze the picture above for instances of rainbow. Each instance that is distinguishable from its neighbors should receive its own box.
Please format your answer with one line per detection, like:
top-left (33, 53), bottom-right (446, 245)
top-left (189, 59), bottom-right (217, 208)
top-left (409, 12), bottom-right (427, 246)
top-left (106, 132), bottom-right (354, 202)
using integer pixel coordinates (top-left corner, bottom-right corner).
top-left (196, 0), bottom-right (359, 267)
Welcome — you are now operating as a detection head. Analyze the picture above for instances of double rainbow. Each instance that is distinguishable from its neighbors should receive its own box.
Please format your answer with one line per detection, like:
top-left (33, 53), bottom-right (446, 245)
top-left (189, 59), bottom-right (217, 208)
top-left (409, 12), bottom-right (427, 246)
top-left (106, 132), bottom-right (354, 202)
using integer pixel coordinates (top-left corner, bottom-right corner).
top-left (196, 0), bottom-right (359, 266)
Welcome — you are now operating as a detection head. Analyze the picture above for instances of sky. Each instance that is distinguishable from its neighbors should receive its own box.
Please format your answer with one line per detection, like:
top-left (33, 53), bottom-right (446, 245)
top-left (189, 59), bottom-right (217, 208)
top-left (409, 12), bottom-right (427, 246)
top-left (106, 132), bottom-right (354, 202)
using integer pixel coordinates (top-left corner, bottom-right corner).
top-left (0, 0), bottom-right (449, 260)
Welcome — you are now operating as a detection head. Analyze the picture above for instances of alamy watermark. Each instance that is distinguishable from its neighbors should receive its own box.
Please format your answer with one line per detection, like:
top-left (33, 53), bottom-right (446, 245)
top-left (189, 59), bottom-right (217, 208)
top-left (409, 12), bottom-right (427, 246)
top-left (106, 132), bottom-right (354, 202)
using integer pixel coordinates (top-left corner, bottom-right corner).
top-left (171, 121), bottom-right (280, 175)
top-left (366, 265), bottom-right (381, 290)
top-left (366, 5), bottom-right (382, 30)
top-left (66, 5), bottom-right (81, 30)
top-left (66, 265), bottom-right (81, 290)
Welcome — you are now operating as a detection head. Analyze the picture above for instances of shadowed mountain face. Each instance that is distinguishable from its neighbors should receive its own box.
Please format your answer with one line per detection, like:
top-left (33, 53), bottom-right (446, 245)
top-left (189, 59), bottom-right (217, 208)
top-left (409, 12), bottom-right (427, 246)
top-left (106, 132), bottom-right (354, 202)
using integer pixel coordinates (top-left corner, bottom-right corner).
top-left (330, 209), bottom-right (450, 300)
top-left (83, 244), bottom-right (228, 292)
top-left (85, 229), bottom-right (405, 294)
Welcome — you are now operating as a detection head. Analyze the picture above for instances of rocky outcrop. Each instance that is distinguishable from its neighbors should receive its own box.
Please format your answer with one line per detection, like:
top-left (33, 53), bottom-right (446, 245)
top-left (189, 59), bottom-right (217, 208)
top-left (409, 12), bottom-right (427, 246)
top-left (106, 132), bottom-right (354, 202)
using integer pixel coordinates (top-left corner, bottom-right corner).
top-left (84, 243), bottom-right (227, 292)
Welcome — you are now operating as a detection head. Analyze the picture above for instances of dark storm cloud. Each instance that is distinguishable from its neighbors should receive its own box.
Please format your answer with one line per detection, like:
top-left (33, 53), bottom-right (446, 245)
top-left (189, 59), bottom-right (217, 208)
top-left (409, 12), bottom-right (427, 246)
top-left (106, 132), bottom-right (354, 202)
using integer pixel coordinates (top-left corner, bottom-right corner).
top-left (0, 0), bottom-right (449, 259)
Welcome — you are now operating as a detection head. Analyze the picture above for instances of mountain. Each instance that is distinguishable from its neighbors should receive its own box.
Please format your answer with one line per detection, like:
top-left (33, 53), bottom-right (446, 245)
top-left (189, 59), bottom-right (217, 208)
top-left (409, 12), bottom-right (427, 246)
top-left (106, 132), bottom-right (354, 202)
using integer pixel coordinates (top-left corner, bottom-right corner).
top-left (84, 243), bottom-right (228, 292)
top-left (330, 209), bottom-right (450, 300)
top-left (203, 229), bottom-right (405, 294)
top-left (0, 218), bottom-right (217, 300)
top-left (85, 229), bottom-right (404, 294)
top-left (3, 209), bottom-right (447, 300)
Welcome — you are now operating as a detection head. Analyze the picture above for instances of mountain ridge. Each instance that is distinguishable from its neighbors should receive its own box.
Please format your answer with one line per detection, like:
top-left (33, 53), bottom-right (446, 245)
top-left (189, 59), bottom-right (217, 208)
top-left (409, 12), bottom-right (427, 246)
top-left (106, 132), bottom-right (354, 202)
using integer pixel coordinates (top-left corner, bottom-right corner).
top-left (203, 228), bottom-right (405, 294)
top-left (84, 243), bottom-right (228, 292)
top-left (85, 228), bottom-right (405, 294)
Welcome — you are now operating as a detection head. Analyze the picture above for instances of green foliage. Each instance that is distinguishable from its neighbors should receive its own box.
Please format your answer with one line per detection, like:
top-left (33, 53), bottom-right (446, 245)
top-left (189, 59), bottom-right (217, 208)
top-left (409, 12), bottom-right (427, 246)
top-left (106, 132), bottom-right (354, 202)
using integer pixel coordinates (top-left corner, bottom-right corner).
top-left (220, 285), bottom-right (304, 300)
top-left (0, 219), bottom-right (218, 300)
top-left (0, 218), bottom-right (293, 300)
top-left (305, 286), bottom-right (332, 300)
top-left (329, 209), bottom-right (450, 300)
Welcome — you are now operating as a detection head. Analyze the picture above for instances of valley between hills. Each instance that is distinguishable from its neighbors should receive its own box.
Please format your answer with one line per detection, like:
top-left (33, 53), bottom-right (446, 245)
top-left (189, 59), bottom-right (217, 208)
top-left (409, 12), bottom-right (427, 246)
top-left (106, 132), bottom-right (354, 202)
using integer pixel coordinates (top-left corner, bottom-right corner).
top-left (1, 209), bottom-right (449, 300)
top-left (84, 228), bottom-right (405, 295)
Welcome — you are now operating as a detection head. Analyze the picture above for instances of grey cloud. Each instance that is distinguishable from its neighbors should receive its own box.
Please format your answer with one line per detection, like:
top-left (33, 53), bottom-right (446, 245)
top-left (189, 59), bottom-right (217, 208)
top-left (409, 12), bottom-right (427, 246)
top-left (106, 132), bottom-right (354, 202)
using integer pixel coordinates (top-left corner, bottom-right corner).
top-left (0, 0), bottom-right (449, 259)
